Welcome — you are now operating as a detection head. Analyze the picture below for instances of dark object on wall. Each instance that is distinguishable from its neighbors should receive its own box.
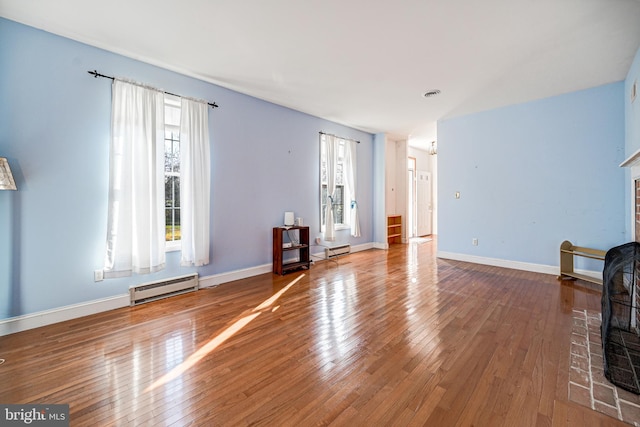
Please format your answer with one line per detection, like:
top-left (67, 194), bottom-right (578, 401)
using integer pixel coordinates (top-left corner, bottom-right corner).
top-left (602, 242), bottom-right (640, 394)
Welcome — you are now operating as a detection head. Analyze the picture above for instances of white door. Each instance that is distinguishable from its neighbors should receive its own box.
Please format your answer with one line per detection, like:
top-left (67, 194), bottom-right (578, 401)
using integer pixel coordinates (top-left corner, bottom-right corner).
top-left (416, 171), bottom-right (432, 236)
top-left (407, 169), bottom-right (416, 238)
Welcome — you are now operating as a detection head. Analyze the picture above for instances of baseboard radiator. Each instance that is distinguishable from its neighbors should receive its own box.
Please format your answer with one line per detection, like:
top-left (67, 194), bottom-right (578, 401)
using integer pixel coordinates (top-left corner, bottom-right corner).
top-left (130, 273), bottom-right (199, 306)
top-left (325, 244), bottom-right (351, 259)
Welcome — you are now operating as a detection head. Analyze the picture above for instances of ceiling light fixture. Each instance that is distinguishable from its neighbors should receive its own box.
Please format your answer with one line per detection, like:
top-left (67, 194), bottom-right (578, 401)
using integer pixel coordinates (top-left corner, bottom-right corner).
top-left (423, 89), bottom-right (441, 98)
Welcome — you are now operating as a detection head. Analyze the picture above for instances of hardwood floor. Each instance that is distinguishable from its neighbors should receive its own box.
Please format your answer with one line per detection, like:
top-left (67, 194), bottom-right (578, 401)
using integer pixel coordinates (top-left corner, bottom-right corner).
top-left (0, 240), bottom-right (628, 426)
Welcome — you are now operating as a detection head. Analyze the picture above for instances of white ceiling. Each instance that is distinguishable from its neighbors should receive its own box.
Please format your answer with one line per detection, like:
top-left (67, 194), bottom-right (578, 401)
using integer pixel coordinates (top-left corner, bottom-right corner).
top-left (2, 0), bottom-right (640, 151)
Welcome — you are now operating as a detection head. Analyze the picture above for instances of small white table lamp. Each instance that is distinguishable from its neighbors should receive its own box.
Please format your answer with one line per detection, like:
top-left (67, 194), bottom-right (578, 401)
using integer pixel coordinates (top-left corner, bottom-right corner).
top-left (0, 157), bottom-right (17, 190)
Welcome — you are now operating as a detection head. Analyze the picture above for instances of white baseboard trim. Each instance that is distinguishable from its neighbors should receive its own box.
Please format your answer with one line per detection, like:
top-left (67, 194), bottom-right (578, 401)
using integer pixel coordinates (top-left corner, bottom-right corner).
top-left (373, 242), bottom-right (388, 250)
top-left (351, 242), bottom-right (375, 253)
top-left (436, 250), bottom-right (603, 280)
top-left (0, 294), bottom-right (130, 337)
top-left (436, 251), bottom-right (561, 276)
top-left (199, 246), bottom-right (378, 287)
top-left (1, 263), bottom-right (277, 336)
top-left (198, 264), bottom-right (272, 288)
top-left (0, 241), bottom-right (382, 336)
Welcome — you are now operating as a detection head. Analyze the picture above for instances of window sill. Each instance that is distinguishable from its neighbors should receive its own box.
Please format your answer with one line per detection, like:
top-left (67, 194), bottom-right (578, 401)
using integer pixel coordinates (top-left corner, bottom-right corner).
top-left (322, 224), bottom-right (350, 232)
top-left (166, 242), bottom-right (181, 253)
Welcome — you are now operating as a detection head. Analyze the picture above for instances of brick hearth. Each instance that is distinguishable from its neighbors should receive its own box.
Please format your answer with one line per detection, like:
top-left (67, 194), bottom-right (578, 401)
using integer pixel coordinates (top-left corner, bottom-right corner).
top-left (569, 309), bottom-right (640, 424)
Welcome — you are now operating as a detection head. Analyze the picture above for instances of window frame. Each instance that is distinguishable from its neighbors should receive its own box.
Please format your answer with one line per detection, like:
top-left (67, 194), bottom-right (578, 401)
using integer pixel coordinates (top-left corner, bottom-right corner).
top-left (320, 136), bottom-right (351, 231)
top-left (164, 95), bottom-right (182, 252)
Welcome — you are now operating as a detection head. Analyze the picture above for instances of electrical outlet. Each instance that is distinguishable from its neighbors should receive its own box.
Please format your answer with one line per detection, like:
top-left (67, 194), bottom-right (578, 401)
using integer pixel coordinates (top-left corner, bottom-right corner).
top-left (94, 269), bottom-right (104, 282)
top-left (472, 238), bottom-right (478, 246)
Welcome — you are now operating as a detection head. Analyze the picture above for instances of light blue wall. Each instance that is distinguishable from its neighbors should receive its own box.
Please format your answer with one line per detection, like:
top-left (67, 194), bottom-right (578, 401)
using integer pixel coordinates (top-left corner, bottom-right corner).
top-left (438, 83), bottom-right (626, 267)
top-left (0, 18), bottom-right (373, 319)
top-left (625, 45), bottom-right (640, 240)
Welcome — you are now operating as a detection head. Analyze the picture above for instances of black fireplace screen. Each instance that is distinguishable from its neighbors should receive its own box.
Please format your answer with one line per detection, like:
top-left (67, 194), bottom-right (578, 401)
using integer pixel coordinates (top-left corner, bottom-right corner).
top-left (602, 242), bottom-right (640, 394)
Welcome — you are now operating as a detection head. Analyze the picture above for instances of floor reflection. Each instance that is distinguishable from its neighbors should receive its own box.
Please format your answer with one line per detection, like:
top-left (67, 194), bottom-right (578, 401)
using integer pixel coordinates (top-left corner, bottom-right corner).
top-left (315, 273), bottom-right (359, 372)
top-left (145, 273), bottom-right (305, 392)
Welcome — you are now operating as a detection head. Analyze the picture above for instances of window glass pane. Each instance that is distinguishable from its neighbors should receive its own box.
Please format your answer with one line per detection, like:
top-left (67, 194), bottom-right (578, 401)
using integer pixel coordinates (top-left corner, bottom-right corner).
top-left (165, 208), bottom-right (181, 241)
top-left (172, 138), bottom-right (180, 173)
top-left (174, 209), bottom-right (181, 239)
top-left (337, 141), bottom-right (345, 159)
top-left (334, 185), bottom-right (344, 224)
top-left (320, 138), bottom-right (326, 184)
top-left (164, 132), bottom-right (180, 173)
top-left (165, 95), bottom-right (181, 127)
top-left (321, 185), bottom-right (327, 224)
top-left (164, 139), bottom-right (173, 173)
top-left (164, 96), bottom-right (181, 243)
top-left (165, 209), bottom-right (171, 240)
top-left (319, 137), bottom-right (349, 227)
top-left (174, 176), bottom-right (180, 207)
top-left (335, 163), bottom-right (343, 186)
top-left (321, 159), bottom-right (327, 184)
top-left (320, 185), bottom-right (344, 225)
top-left (165, 209), bottom-right (174, 241)
top-left (165, 107), bottom-right (180, 127)
top-left (165, 175), bottom-right (180, 207)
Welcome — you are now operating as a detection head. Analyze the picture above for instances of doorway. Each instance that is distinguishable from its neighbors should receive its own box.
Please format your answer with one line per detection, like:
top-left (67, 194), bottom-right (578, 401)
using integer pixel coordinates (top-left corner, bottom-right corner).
top-left (416, 170), bottom-right (432, 236)
top-left (408, 157), bottom-right (417, 238)
top-left (408, 156), bottom-right (433, 238)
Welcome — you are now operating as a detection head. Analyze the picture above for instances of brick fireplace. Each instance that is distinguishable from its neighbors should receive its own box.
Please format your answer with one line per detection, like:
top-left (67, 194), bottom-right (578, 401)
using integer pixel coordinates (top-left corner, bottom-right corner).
top-left (598, 154), bottom-right (640, 394)
top-left (620, 151), bottom-right (640, 241)
top-left (602, 242), bottom-right (640, 393)
top-left (566, 155), bottom-right (640, 422)
top-left (623, 155), bottom-right (640, 337)
top-left (597, 161), bottom-right (640, 394)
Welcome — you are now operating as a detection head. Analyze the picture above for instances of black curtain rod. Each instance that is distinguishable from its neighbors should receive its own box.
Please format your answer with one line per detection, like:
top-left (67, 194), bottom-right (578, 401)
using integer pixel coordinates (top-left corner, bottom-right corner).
top-left (319, 131), bottom-right (360, 143)
top-left (88, 70), bottom-right (219, 108)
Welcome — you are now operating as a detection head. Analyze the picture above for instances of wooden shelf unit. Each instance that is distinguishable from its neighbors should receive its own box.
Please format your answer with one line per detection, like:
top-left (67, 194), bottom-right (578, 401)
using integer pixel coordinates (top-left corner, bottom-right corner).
top-left (558, 240), bottom-right (605, 285)
top-left (387, 215), bottom-right (402, 245)
top-left (273, 226), bottom-right (311, 275)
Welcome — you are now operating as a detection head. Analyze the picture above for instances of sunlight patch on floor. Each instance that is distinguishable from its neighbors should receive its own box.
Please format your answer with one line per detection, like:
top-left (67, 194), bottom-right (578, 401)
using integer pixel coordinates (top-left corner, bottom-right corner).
top-left (145, 274), bottom-right (305, 392)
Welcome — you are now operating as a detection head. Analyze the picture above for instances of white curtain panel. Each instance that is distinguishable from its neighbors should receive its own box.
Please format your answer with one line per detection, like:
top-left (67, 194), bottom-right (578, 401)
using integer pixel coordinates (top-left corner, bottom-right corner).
top-left (179, 98), bottom-right (211, 267)
top-left (344, 140), bottom-right (361, 237)
top-left (323, 134), bottom-right (337, 241)
top-left (104, 79), bottom-right (166, 277)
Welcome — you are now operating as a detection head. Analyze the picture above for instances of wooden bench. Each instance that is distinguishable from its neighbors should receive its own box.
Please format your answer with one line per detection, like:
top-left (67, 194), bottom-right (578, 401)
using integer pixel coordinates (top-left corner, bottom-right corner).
top-left (558, 240), bottom-right (605, 285)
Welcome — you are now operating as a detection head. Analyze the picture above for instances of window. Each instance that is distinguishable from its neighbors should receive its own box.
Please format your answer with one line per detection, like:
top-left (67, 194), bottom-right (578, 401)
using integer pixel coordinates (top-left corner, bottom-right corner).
top-left (164, 95), bottom-right (181, 249)
top-left (105, 80), bottom-right (211, 277)
top-left (320, 136), bottom-right (350, 228)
